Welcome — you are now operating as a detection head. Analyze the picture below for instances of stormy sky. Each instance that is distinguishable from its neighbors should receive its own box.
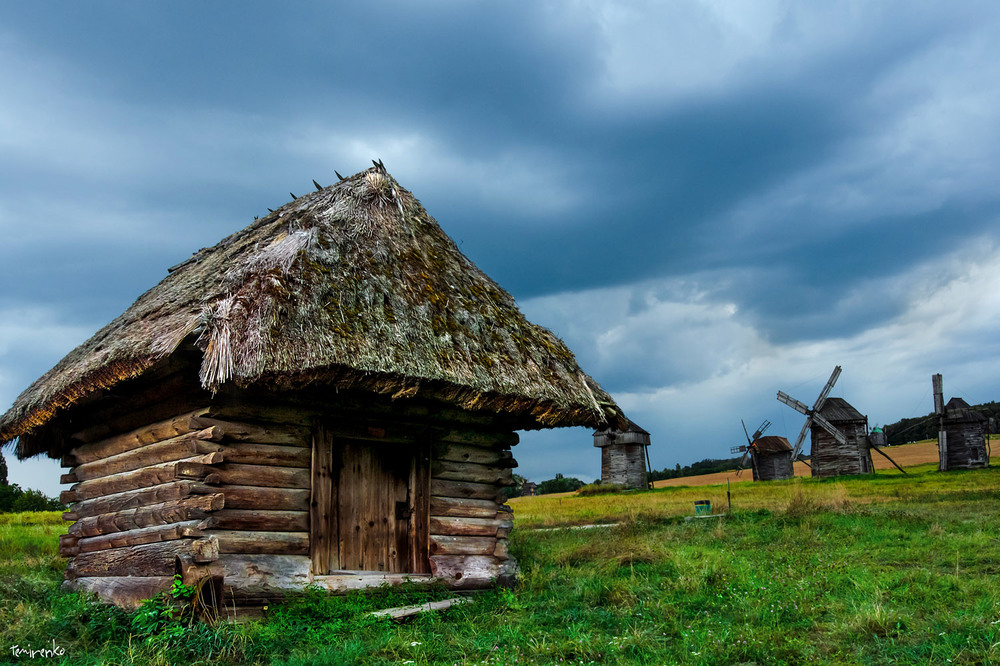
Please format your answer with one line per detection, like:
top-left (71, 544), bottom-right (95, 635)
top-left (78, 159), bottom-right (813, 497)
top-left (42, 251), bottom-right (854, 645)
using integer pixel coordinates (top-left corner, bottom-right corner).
top-left (3, 2), bottom-right (1000, 495)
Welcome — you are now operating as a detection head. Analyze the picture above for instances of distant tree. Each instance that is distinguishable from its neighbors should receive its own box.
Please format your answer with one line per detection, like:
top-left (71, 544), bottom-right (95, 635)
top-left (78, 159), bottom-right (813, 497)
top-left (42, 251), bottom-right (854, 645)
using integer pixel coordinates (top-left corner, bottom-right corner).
top-left (0, 450), bottom-right (7, 485)
top-left (12, 489), bottom-right (51, 512)
top-left (0, 482), bottom-right (23, 512)
top-left (537, 473), bottom-right (584, 495)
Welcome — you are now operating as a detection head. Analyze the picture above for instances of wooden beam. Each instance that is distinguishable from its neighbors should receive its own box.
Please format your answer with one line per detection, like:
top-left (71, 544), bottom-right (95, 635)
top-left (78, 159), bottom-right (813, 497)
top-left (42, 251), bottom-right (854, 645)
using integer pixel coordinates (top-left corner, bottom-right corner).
top-left (431, 460), bottom-right (515, 486)
top-left (211, 509), bottom-right (309, 532)
top-left (66, 481), bottom-right (199, 520)
top-left (429, 535), bottom-right (496, 556)
top-left (430, 479), bottom-right (506, 503)
top-left (199, 463), bottom-right (310, 489)
top-left (190, 483), bottom-right (311, 511)
top-left (65, 576), bottom-right (174, 609)
top-left (207, 530), bottom-right (310, 555)
top-left (77, 519), bottom-right (209, 553)
top-left (72, 454), bottom-right (223, 501)
top-left (429, 496), bottom-right (499, 518)
top-left (190, 417), bottom-right (310, 446)
top-left (217, 442), bottom-right (311, 468)
top-left (70, 408), bottom-right (211, 462)
top-left (71, 429), bottom-right (223, 481)
top-left (430, 516), bottom-right (512, 537)
top-left (870, 444), bottom-right (908, 474)
top-left (67, 536), bottom-right (219, 578)
top-left (432, 442), bottom-right (516, 467)
top-left (368, 597), bottom-right (473, 620)
top-left (69, 494), bottom-right (225, 537)
top-left (428, 555), bottom-right (503, 590)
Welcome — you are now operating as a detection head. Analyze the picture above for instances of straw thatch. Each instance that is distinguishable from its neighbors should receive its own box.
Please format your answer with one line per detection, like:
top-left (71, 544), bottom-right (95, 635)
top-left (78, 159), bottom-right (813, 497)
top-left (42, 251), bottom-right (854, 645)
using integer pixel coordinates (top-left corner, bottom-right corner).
top-left (1, 166), bottom-right (624, 458)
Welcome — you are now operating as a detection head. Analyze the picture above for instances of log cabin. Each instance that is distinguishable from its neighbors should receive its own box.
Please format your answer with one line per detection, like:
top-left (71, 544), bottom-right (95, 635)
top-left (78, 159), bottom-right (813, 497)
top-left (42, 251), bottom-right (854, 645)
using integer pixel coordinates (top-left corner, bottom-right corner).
top-left (810, 397), bottom-right (873, 478)
top-left (748, 436), bottom-right (794, 481)
top-left (0, 165), bottom-right (625, 613)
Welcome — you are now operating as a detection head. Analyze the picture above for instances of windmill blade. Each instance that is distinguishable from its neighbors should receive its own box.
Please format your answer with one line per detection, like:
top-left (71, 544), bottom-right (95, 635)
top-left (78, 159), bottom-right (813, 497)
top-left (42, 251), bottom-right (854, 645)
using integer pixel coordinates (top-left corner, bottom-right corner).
top-left (741, 419), bottom-right (753, 446)
top-left (740, 448), bottom-right (751, 469)
top-left (812, 365), bottom-right (842, 412)
top-left (811, 411), bottom-right (848, 444)
top-left (777, 391), bottom-right (811, 416)
top-left (790, 417), bottom-right (812, 460)
top-left (752, 419), bottom-right (771, 441)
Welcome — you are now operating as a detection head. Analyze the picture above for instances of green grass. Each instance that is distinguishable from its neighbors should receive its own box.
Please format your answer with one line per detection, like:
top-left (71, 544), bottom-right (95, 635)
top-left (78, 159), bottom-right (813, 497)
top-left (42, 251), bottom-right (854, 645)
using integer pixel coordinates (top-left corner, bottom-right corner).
top-left (2, 468), bottom-right (1000, 664)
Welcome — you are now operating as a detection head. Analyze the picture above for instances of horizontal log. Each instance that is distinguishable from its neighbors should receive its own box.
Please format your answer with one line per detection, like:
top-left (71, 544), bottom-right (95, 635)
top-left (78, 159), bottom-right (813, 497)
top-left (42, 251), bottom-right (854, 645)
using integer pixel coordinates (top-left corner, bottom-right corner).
top-left (310, 572), bottom-right (435, 595)
top-left (207, 530), bottom-right (309, 555)
top-left (70, 408), bottom-right (211, 462)
top-left (493, 539), bottom-right (510, 561)
top-left (431, 479), bottom-right (506, 503)
top-left (368, 596), bottom-right (473, 620)
top-left (429, 496), bottom-right (500, 518)
top-left (67, 481), bottom-right (198, 520)
top-left (65, 576), bottom-right (174, 608)
top-left (72, 429), bottom-right (223, 481)
top-left (217, 554), bottom-right (311, 596)
top-left (432, 442), bottom-right (516, 467)
top-left (191, 484), bottom-right (311, 511)
top-left (199, 463), bottom-right (310, 489)
top-left (77, 519), bottom-right (209, 553)
top-left (431, 460), bottom-right (515, 486)
top-left (206, 404), bottom-right (315, 427)
top-left (67, 536), bottom-right (219, 578)
top-left (69, 494), bottom-right (225, 537)
top-left (60, 545), bottom-right (80, 558)
top-left (60, 489), bottom-right (78, 504)
top-left (190, 417), bottom-right (309, 445)
top-left (60, 473), bottom-right (78, 484)
top-left (73, 454), bottom-right (222, 501)
top-left (430, 516), bottom-right (512, 537)
top-left (429, 555), bottom-right (504, 590)
top-left (210, 509), bottom-right (309, 532)
top-left (429, 535), bottom-right (497, 556)
top-left (440, 429), bottom-right (518, 448)
top-left (217, 442), bottom-right (311, 468)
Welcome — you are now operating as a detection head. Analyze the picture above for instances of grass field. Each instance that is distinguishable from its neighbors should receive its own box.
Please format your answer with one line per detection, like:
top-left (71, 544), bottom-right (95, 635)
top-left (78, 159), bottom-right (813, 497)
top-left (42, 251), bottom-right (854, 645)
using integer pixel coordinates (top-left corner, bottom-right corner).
top-left (2, 462), bottom-right (999, 664)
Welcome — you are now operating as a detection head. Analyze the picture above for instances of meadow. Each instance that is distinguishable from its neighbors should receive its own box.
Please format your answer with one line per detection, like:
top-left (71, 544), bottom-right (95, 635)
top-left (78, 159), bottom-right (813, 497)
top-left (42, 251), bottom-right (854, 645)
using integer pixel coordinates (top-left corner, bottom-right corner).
top-left (1, 459), bottom-right (998, 664)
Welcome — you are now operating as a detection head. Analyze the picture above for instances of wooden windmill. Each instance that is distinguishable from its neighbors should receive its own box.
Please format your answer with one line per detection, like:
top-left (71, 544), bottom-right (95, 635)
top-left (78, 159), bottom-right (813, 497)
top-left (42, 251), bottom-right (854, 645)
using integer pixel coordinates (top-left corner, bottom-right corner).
top-left (777, 366), bottom-right (903, 478)
top-left (732, 419), bottom-right (794, 481)
top-left (933, 374), bottom-right (990, 471)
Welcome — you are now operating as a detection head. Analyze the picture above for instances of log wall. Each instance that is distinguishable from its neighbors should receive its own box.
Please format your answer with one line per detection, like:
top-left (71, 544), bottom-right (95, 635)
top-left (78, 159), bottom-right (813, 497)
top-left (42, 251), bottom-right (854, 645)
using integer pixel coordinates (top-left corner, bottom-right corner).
top-left (941, 417), bottom-right (989, 471)
top-left (58, 388), bottom-right (521, 610)
top-left (753, 450), bottom-right (793, 481)
top-left (600, 443), bottom-right (647, 488)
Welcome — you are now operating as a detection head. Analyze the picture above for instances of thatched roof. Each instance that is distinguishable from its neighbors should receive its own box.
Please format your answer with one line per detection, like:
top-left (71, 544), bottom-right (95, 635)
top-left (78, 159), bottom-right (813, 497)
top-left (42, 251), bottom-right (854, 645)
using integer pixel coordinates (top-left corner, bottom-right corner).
top-left (1, 166), bottom-right (624, 456)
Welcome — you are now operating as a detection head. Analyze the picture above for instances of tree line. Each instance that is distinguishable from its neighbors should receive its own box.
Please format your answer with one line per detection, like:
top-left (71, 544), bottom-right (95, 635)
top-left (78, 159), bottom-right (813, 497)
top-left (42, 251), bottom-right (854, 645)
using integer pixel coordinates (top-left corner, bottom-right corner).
top-left (0, 452), bottom-right (64, 512)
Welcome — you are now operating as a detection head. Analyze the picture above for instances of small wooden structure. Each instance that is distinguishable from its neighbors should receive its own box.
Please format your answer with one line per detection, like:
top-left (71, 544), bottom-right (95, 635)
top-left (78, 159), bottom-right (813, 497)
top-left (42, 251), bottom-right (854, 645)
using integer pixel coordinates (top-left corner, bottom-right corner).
top-left (0, 165), bottom-right (624, 612)
top-left (593, 419), bottom-right (650, 488)
top-left (747, 436), bottom-right (794, 481)
top-left (778, 367), bottom-right (873, 478)
top-left (810, 398), bottom-right (873, 477)
top-left (521, 481), bottom-right (537, 497)
top-left (933, 374), bottom-right (989, 471)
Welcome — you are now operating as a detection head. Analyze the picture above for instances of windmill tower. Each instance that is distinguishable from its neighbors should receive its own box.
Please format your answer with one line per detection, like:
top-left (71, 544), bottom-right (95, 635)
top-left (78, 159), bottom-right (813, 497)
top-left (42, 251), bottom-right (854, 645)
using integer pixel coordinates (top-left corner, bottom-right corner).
top-left (732, 419), bottom-right (793, 481)
top-left (777, 366), bottom-right (875, 478)
top-left (593, 419), bottom-right (651, 489)
top-left (933, 374), bottom-right (990, 471)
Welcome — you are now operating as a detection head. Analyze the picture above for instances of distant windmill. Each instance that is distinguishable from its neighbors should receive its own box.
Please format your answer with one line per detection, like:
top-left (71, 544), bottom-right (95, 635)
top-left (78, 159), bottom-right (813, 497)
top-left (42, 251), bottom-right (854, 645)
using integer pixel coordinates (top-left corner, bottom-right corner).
top-left (777, 366), bottom-right (903, 477)
top-left (732, 419), bottom-right (794, 481)
top-left (933, 374), bottom-right (990, 471)
top-left (593, 419), bottom-right (651, 489)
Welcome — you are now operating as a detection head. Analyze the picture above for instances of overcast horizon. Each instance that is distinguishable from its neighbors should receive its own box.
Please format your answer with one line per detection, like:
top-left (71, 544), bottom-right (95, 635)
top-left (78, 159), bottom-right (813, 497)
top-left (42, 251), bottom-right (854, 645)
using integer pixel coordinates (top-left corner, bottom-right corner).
top-left (3, 2), bottom-right (1000, 496)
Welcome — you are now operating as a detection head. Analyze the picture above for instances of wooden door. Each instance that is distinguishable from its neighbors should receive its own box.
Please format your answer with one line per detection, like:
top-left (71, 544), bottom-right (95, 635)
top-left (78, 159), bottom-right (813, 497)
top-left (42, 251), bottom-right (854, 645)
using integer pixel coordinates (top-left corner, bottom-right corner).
top-left (311, 426), bottom-right (429, 574)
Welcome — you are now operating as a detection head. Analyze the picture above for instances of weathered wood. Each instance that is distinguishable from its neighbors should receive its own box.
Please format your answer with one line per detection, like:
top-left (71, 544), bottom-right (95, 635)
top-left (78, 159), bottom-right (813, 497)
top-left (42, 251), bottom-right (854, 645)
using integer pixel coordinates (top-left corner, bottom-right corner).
top-left (207, 530), bottom-right (309, 555)
top-left (70, 408), bottom-right (211, 462)
top-left (67, 481), bottom-right (198, 520)
top-left (429, 535), bottom-right (497, 556)
top-left (368, 597), bottom-right (473, 620)
top-left (429, 555), bottom-right (503, 590)
top-left (77, 519), bottom-right (208, 552)
top-left (206, 403), bottom-right (315, 427)
top-left (72, 429), bottom-right (223, 481)
top-left (493, 539), bottom-right (509, 561)
top-left (431, 460), bottom-right (515, 486)
top-left (67, 537), bottom-right (219, 578)
top-left (72, 454), bottom-right (222, 501)
top-left (431, 479), bottom-right (506, 503)
top-left (410, 440), bottom-right (431, 574)
top-left (211, 509), bottom-right (309, 532)
top-left (216, 554), bottom-right (311, 597)
top-left (440, 429), bottom-right (518, 448)
top-left (218, 442), bottom-right (311, 468)
top-left (60, 472), bottom-right (78, 484)
top-left (65, 576), bottom-right (174, 608)
top-left (429, 496), bottom-right (499, 518)
top-left (432, 442), bottom-right (516, 467)
top-left (60, 489), bottom-right (78, 504)
top-left (197, 463), bottom-right (310, 489)
top-left (311, 425), bottom-right (337, 573)
top-left (190, 417), bottom-right (310, 445)
top-left (59, 534), bottom-right (79, 557)
top-left (430, 516), bottom-right (512, 537)
top-left (69, 494), bottom-right (225, 537)
top-left (310, 572), bottom-right (435, 594)
top-left (191, 483), bottom-right (311, 511)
